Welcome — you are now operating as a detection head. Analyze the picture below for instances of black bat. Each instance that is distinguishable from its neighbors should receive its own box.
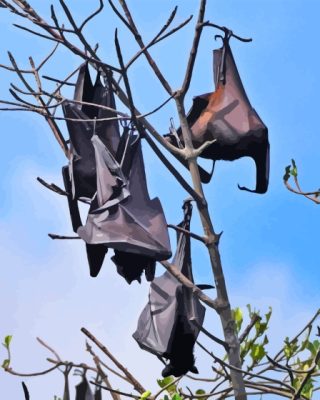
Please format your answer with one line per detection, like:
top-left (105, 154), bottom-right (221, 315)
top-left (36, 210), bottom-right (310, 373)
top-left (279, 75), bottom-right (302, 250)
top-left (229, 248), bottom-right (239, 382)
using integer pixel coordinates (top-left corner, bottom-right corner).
top-left (165, 32), bottom-right (269, 194)
top-left (63, 62), bottom-right (120, 200)
top-left (75, 376), bottom-right (94, 400)
top-left (133, 200), bottom-right (212, 377)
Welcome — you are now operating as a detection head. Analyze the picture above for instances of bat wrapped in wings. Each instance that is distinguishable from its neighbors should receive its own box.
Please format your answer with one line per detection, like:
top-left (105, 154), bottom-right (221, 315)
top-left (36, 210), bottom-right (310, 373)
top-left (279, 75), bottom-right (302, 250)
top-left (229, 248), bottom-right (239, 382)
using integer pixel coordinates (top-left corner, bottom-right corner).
top-left (165, 30), bottom-right (269, 193)
top-left (62, 63), bottom-right (171, 283)
top-left (75, 375), bottom-right (102, 400)
top-left (133, 200), bottom-right (212, 377)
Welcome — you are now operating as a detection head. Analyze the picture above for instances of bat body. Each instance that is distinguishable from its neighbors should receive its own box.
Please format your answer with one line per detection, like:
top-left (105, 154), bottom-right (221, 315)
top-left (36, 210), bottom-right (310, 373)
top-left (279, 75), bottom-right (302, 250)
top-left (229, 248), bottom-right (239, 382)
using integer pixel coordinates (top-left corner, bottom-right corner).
top-left (75, 377), bottom-right (94, 400)
top-left (133, 201), bottom-right (208, 376)
top-left (166, 37), bottom-right (269, 193)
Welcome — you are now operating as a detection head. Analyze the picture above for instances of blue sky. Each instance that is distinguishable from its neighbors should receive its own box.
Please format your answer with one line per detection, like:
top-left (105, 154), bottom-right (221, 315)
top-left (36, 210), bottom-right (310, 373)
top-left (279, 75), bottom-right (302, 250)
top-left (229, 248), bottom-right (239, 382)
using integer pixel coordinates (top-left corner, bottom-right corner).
top-left (1, 1), bottom-right (320, 399)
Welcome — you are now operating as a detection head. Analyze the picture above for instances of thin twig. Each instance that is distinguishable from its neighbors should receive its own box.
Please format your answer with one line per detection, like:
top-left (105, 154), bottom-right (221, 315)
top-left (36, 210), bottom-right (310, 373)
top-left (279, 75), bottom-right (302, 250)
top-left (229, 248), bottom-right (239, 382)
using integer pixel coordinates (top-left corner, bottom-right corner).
top-left (0, 42), bottom-right (59, 73)
top-left (143, 132), bottom-right (204, 204)
top-left (36, 337), bottom-right (62, 362)
top-left (81, 328), bottom-right (146, 394)
top-left (48, 234), bottom-right (80, 240)
top-left (86, 342), bottom-right (121, 400)
top-left (192, 320), bottom-right (229, 350)
top-left (201, 22), bottom-right (252, 42)
top-left (37, 177), bottom-right (68, 197)
top-left (284, 178), bottom-right (320, 205)
top-left (168, 224), bottom-right (206, 244)
top-left (153, 376), bottom-right (182, 400)
top-left (7, 51), bottom-right (69, 156)
top-left (46, 358), bottom-right (97, 374)
top-left (4, 364), bottom-right (60, 377)
top-left (85, 341), bottom-right (129, 383)
top-left (91, 381), bottom-right (140, 399)
top-left (123, 14), bottom-right (193, 76)
top-left (239, 314), bottom-right (261, 343)
top-left (295, 349), bottom-right (320, 399)
top-left (197, 344), bottom-right (294, 393)
top-left (161, 260), bottom-right (224, 311)
top-left (13, 23), bottom-right (63, 42)
top-left (181, 0), bottom-right (207, 96)
top-left (79, 0), bottom-right (104, 31)
top-left (116, 0), bottom-right (173, 95)
top-left (273, 309), bottom-right (320, 361)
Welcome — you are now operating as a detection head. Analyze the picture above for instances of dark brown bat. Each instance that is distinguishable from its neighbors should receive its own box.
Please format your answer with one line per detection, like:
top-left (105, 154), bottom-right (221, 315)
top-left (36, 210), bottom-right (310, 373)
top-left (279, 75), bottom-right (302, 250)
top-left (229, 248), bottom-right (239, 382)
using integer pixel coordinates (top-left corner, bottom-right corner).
top-left (63, 62), bottom-right (120, 200)
top-left (62, 64), bottom-right (171, 282)
top-left (133, 200), bottom-right (212, 377)
top-left (77, 127), bottom-right (172, 283)
top-left (166, 34), bottom-right (269, 193)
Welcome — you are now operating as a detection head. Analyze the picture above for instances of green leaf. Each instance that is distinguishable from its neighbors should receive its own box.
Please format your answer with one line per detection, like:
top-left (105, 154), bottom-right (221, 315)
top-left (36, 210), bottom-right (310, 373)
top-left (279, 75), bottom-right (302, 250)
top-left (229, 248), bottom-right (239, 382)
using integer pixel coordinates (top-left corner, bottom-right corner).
top-left (141, 390), bottom-right (152, 400)
top-left (157, 377), bottom-right (174, 388)
top-left (3, 335), bottom-right (12, 349)
top-left (301, 378), bottom-right (314, 400)
top-left (171, 394), bottom-right (182, 400)
top-left (240, 339), bottom-right (253, 360)
top-left (2, 359), bottom-right (10, 369)
top-left (232, 307), bottom-right (243, 333)
top-left (265, 307), bottom-right (272, 323)
top-left (300, 329), bottom-right (312, 352)
top-left (255, 321), bottom-right (267, 337)
top-left (195, 389), bottom-right (208, 400)
top-left (290, 159), bottom-right (298, 177)
top-left (250, 344), bottom-right (266, 363)
top-left (313, 339), bottom-right (320, 350)
top-left (283, 337), bottom-right (299, 359)
top-left (292, 377), bottom-right (300, 390)
top-left (157, 376), bottom-right (176, 395)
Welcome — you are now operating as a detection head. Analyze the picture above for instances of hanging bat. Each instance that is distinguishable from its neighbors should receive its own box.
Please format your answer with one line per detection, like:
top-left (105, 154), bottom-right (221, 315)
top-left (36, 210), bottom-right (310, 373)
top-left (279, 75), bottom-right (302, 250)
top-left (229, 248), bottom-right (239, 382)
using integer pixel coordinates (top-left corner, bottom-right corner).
top-left (165, 31), bottom-right (269, 193)
top-left (63, 62), bottom-right (120, 200)
top-left (62, 64), bottom-right (171, 282)
top-left (75, 376), bottom-right (94, 400)
top-left (76, 127), bottom-right (171, 283)
top-left (133, 200), bottom-right (212, 377)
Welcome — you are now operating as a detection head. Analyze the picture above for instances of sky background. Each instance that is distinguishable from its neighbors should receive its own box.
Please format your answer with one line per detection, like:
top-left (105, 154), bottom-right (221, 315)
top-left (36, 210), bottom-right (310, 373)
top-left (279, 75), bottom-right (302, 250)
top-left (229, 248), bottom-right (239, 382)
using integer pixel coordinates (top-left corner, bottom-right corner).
top-left (0, 0), bottom-right (320, 399)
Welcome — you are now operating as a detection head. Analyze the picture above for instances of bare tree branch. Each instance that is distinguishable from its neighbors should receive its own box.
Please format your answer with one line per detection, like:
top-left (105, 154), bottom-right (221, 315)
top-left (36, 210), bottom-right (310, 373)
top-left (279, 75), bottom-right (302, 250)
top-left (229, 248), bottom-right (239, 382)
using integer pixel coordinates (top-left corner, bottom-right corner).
top-left (81, 328), bottom-right (146, 394)
top-left (167, 224), bottom-right (206, 244)
top-left (161, 260), bottom-right (223, 311)
top-left (115, 0), bottom-right (173, 95)
top-left (91, 381), bottom-right (140, 399)
top-left (79, 0), bottom-right (104, 31)
top-left (181, 0), bottom-right (207, 97)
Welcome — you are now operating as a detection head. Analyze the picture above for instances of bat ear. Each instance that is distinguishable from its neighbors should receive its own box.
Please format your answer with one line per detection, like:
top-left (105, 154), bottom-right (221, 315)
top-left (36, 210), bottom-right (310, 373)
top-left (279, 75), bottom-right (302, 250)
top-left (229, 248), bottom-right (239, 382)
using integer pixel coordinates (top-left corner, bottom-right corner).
top-left (189, 365), bottom-right (199, 374)
top-left (86, 244), bottom-right (107, 277)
